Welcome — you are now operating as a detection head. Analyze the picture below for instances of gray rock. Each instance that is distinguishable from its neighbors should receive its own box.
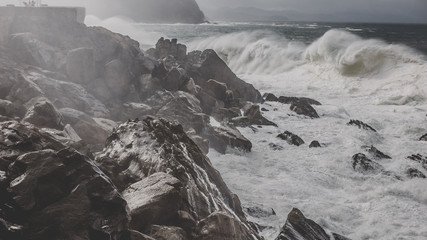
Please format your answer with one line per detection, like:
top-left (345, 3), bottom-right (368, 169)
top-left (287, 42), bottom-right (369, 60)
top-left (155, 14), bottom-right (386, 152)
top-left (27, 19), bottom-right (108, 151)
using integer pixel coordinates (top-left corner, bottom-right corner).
top-left (231, 103), bottom-right (277, 127)
top-left (278, 96), bottom-right (322, 106)
top-left (352, 153), bottom-right (384, 174)
top-left (263, 93), bottom-right (278, 102)
top-left (207, 125), bottom-right (252, 153)
top-left (362, 145), bottom-right (391, 159)
top-left (104, 59), bottom-right (131, 99)
top-left (420, 133), bottom-right (427, 141)
top-left (66, 47), bottom-right (95, 85)
top-left (0, 99), bottom-right (26, 119)
top-left (145, 225), bottom-right (188, 240)
top-left (309, 141), bottom-right (322, 148)
top-left (406, 168), bottom-right (426, 179)
top-left (347, 120), bottom-right (377, 132)
top-left (163, 67), bottom-right (188, 91)
top-left (123, 172), bottom-right (182, 230)
top-left (275, 208), bottom-right (330, 240)
top-left (22, 98), bottom-right (64, 130)
top-left (290, 100), bottom-right (320, 118)
top-left (277, 131), bottom-right (305, 146)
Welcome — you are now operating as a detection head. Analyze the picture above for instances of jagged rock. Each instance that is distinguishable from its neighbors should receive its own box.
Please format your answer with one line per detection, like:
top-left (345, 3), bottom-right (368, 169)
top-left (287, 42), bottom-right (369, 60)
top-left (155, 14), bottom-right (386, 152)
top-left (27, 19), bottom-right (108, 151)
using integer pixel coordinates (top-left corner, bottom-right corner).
top-left (123, 172), bottom-right (182, 230)
top-left (187, 49), bottom-right (262, 103)
top-left (407, 154), bottom-right (427, 171)
top-left (362, 145), bottom-right (391, 159)
top-left (162, 67), bottom-right (188, 91)
top-left (231, 103), bottom-right (277, 127)
top-left (22, 98), bottom-right (64, 130)
top-left (145, 225), bottom-right (188, 240)
top-left (59, 108), bottom-right (110, 145)
top-left (244, 206), bottom-right (276, 218)
top-left (156, 91), bottom-right (209, 134)
top-left (309, 141), bottom-right (322, 148)
top-left (352, 153), bottom-right (384, 174)
top-left (66, 47), bottom-right (95, 85)
top-left (420, 134), bottom-right (427, 141)
top-left (95, 117), bottom-right (260, 238)
top-left (406, 168), bottom-right (426, 179)
top-left (278, 96), bottom-right (322, 105)
top-left (269, 143), bottom-right (284, 151)
top-left (121, 102), bottom-right (154, 121)
top-left (347, 120), bottom-right (377, 132)
top-left (332, 233), bottom-right (352, 240)
top-left (0, 121), bottom-right (129, 240)
top-left (263, 93), bottom-right (278, 102)
top-left (0, 99), bottom-right (26, 119)
top-left (207, 125), bottom-right (252, 153)
top-left (153, 38), bottom-right (187, 60)
top-left (187, 130), bottom-right (210, 155)
top-left (196, 211), bottom-right (260, 240)
top-left (277, 131), bottom-right (305, 146)
top-left (290, 100), bottom-right (320, 118)
top-left (212, 107), bottom-right (241, 122)
top-left (275, 208), bottom-right (330, 240)
top-left (204, 79), bottom-right (232, 103)
top-left (196, 88), bottom-right (223, 114)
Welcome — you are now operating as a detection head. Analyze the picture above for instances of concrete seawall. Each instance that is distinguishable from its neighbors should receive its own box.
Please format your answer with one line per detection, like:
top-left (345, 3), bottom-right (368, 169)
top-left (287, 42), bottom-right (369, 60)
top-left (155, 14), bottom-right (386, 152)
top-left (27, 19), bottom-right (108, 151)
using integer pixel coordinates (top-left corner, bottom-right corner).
top-left (0, 6), bottom-right (85, 42)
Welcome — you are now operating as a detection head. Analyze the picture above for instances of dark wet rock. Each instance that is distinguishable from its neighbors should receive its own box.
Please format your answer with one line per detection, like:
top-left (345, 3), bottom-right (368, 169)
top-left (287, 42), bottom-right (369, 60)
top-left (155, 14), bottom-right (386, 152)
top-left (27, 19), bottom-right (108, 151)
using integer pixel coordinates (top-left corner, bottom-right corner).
top-left (278, 96), bottom-right (322, 105)
top-left (406, 168), bottom-right (426, 179)
top-left (205, 79), bottom-right (231, 102)
top-left (130, 230), bottom-right (156, 240)
top-left (65, 47), bottom-right (95, 85)
top-left (231, 103), bottom-right (277, 127)
top-left (277, 131), bottom-right (305, 146)
top-left (104, 59), bottom-right (132, 99)
top-left (333, 233), bottom-right (352, 240)
top-left (207, 125), bottom-right (252, 153)
top-left (347, 120), bottom-right (377, 132)
top-left (123, 172), bottom-right (182, 230)
top-left (352, 153), bottom-right (384, 174)
top-left (419, 133), bottom-right (427, 141)
top-left (407, 154), bottom-right (427, 171)
top-left (261, 107), bottom-right (269, 112)
top-left (275, 208), bottom-right (330, 240)
top-left (0, 99), bottom-right (26, 120)
top-left (263, 93), bottom-right (278, 102)
top-left (96, 117), bottom-right (260, 238)
top-left (362, 145), bottom-right (391, 159)
top-left (244, 206), bottom-right (276, 218)
top-left (290, 100), bottom-right (320, 118)
top-left (269, 143), bottom-right (284, 151)
top-left (196, 211), bottom-right (260, 240)
top-left (187, 49), bottom-right (262, 103)
top-left (309, 141), bottom-right (322, 148)
top-left (162, 67), bottom-right (189, 91)
top-left (22, 98), bottom-right (64, 130)
top-left (145, 225), bottom-right (188, 240)
top-left (0, 121), bottom-right (129, 240)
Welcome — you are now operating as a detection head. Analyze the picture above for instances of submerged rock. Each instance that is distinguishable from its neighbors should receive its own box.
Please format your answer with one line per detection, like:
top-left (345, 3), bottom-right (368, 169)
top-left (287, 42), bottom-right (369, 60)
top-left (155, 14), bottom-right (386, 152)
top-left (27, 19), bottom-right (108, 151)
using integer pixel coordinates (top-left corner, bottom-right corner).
top-left (309, 141), bottom-right (322, 148)
top-left (278, 96), bottom-right (322, 105)
top-left (275, 208), bottom-right (330, 240)
top-left (352, 153), bottom-right (384, 174)
top-left (347, 120), bottom-right (377, 132)
top-left (362, 145), bottom-right (391, 160)
top-left (231, 103), bottom-right (277, 127)
top-left (419, 133), bottom-right (427, 141)
top-left (207, 125), bottom-right (253, 153)
top-left (263, 93), bottom-right (279, 102)
top-left (277, 131), bottom-right (305, 146)
top-left (406, 168), bottom-right (426, 179)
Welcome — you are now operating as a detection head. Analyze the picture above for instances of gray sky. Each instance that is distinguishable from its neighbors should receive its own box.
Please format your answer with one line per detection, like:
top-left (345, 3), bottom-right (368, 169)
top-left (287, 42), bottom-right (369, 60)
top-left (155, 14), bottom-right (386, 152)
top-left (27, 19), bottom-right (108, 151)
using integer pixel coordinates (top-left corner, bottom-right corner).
top-left (2, 0), bottom-right (427, 23)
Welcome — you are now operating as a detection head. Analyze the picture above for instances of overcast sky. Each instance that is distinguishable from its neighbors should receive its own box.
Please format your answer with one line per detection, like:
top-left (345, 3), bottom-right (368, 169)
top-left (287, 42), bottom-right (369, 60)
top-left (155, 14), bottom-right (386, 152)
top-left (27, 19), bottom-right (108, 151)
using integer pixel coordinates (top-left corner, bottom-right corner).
top-left (2, 0), bottom-right (427, 23)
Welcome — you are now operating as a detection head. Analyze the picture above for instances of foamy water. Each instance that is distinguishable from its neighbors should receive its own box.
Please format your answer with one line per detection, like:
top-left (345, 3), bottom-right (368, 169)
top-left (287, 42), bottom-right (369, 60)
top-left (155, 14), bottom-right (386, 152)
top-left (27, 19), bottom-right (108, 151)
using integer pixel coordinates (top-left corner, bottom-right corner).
top-left (86, 17), bottom-right (427, 239)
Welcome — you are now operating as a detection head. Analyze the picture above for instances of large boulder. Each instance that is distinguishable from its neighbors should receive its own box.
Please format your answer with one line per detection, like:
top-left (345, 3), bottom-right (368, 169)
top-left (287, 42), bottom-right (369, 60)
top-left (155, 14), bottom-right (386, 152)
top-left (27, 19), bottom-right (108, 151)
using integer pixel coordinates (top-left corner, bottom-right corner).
top-left (22, 98), bottom-right (64, 130)
top-left (65, 47), bottom-right (96, 85)
top-left (0, 99), bottom-right (26, 120)
top-left (231, 103), bottom-right (277, 127)
top-left (187, 49), bottom-right (262, 103)
top-left (95, 117), bottom-right (261, 239)
top-left (0, 121), bottom-right (129, 240)
top-left (206, 125), bottom-right (253, 154)
top-left (277, 131), bottom-right (305, 146)
top-left (290, 101), bottom-right (320, 119)
top-left (275, 208), bottom-right (330, 240)
top-left (122, 172), bottom-right (182, 230)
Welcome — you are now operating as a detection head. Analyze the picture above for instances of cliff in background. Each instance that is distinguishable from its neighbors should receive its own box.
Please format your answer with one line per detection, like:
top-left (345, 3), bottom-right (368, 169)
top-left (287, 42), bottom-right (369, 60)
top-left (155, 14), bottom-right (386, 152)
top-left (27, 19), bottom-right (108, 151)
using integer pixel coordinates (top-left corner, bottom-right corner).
top-left (89, 0), bottom-right (206, 23)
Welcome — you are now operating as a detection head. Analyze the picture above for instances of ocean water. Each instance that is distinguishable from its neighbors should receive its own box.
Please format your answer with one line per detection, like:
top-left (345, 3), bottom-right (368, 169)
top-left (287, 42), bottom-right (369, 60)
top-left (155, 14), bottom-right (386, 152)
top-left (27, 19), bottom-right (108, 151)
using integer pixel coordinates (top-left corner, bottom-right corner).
top-left (86, 17), bottom-right (427, 240)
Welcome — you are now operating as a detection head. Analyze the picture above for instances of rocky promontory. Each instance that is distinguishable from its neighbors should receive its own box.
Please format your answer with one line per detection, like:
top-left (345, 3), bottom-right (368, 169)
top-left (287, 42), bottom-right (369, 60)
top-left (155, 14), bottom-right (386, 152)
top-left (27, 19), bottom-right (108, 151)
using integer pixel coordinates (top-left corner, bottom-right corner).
top-left (88, 0), bottom-right (206, 24)
top-left (0, 7), bottom-right (352, 240)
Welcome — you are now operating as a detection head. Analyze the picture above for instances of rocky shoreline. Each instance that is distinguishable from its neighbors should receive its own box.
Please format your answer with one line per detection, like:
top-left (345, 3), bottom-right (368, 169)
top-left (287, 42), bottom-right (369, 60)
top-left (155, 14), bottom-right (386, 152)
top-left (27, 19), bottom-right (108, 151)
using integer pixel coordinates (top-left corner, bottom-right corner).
top-left (0, 9), bottom-right (374, 240)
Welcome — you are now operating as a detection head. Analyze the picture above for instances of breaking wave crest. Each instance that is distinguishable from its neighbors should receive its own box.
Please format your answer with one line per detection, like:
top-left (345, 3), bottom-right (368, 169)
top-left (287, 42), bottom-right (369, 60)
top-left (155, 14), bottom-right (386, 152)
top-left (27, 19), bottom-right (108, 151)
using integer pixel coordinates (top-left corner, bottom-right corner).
top-left (188, 29), bottom-right (426, 77)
